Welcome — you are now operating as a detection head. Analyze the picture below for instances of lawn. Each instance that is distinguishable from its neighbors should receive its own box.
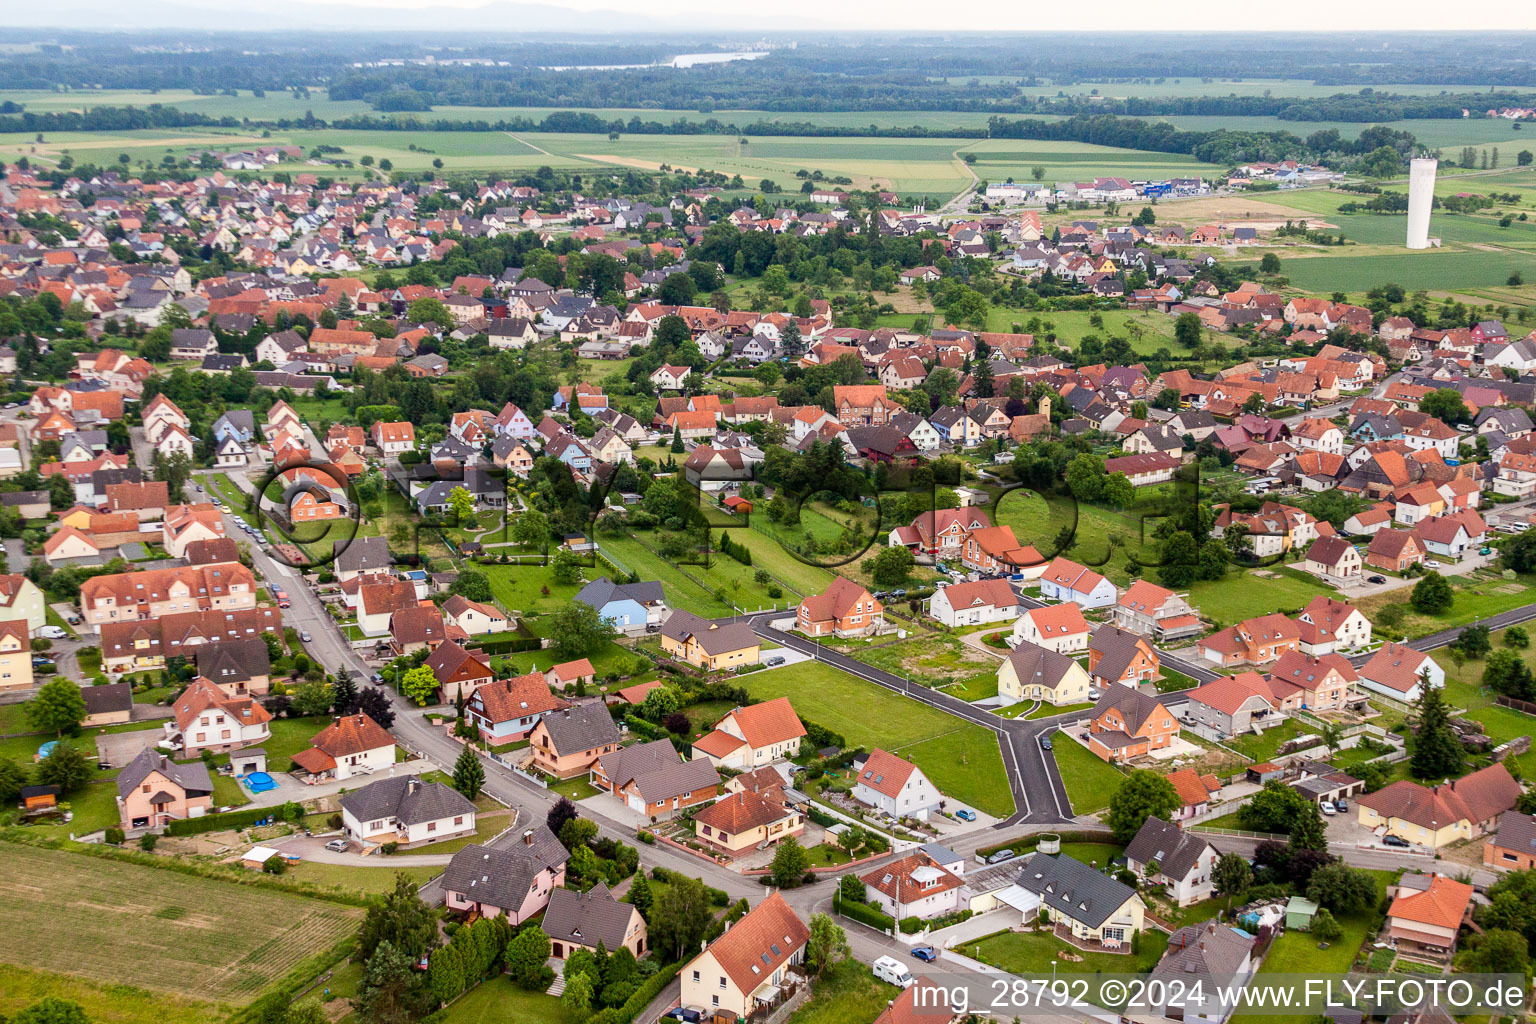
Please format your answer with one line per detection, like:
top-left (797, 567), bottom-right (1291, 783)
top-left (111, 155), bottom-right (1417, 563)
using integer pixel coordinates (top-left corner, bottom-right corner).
top-left (1355, 572), bottom-right (1536, 641)
top-left (0, 842), bottom-right (360, 1005)
top-left (382, 810), bottom-right (512, 856)
top-left (283, 862), bottom-right (442, 896)
top-left (214, 715), bottom-right (331, 773)
top-left (1050, 739), bottom-right (1126, 815)
top-left (969, 926), bottom-right (1170, 981)
top-left (848, 634), bottom-right (1000, 702)
top-left (598, 532), bottom-right (752, 616)
top-left (550, 777), bottom-right (602, 801)
top-left (1025, 701), bottom-right (1093, 720)
top-left (438, 977), bottom-right (575, 1024)
top-left (785, 958), bottom-right (899, 1024)
top-left (743, 660), bottom-right (1015, 817)
top-left (1222, 718), bottom-right (1314, 764)
top-left (0, 965), bottom-right (218, 1024)
top-left (1183, 569), bottom-right (1335, 627)
top-left (211, 773), bottom-right (252, 809)
top-left (481, 562), bottom-right (586, 616)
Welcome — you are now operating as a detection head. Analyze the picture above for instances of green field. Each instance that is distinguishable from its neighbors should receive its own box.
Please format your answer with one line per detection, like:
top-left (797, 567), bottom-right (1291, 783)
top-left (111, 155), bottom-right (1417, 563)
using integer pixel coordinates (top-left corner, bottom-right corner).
top-left (848, 634), bottom-right (1001, 702)
top-left (785, 958), bottom-right (898, 1024)
top-left (1183, 569), bottom-right (1335, 626)
top-left (438, 977), bottom-right (575, 1024)
top-left (743, 660), bottom-right (1014, 817)
top-left (1049, 738), bottom-right (1126, 814)
top-left (0, 843), bottom-right (360, 1006)
top-left (0, 964), bottom-right (217, 1024)
top-left (971, 926), bottom-right (1169, 980)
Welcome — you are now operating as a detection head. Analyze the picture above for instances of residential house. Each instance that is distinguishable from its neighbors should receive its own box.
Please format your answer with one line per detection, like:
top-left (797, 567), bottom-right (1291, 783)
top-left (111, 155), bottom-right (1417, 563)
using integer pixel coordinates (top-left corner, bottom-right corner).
top-left (1366, 529), bottom-right (1426, 573)
top-left (851, 748), bottom-right (944, 822)
top-left (590, 739), bottom-right (722, 819)
top-left (1302, 535), bottom-right (1363, 584)
top-left (1356, 763), bottom-right (1521, 848)
top-left (1358, 642), bottom-right (1444, 702)
top-left (529, 703), bottom-right (622, 779)
top-left (1108, 581), bottom-right (1201, 641)
top-left (1483, 811), bottom-right (1536, 871)
top-left (1125, 816), bottom-right (1220, 906)
top-left (1087, 684), bottom-right (1179, 762)
top-left (467, 674), bottom-right (569, 744)
top-left (79, 562), bottom-right (256, 631)
top-left (443, 827), bottom-right (568, 924)
top-left (1009, 603), bottom-right (1091, 654)
top-left (928, 578), bottom-right (1021, 628)
top-left (165, 677), bottom-right (271, 756)
top-left (1036, 557), bottom-right (1118, 609)
top-left (339, 775), bottom-right (478, 848)
top-left (679, 892), bottom-right (808, 1020)
top-left (1013, 852), bottom-right (1146, 946)
top-left (1183, 672), bottom-right (1292, 739)
top-left (694, 788), bottom-right (804, 858)
top-left (1383, 874), bottom-right (1473, 956)
top-left (1149, 922), bottom-right (1257, 1024)
top-left (860, 850), bottom-right (966, 921)
top-left (1195, 614), bottom-right (1302, 668)
top-left (573, 577), bottom-right (667, 633)
top-left (1087, 626), bottom-right (1160, 689)
top-left (659, 611), bottom-right (760, 671)
top-left (543, 881), bottom-right (647, 959)
top-left (290, 713), bottom-right (396, 783)
top-left (1297, 596), bottom-right (1373, 655)
top-left (115, 749), bottom-right (214, 829)
top-left (1268, 650), bottom-right (1357, 711)
top-left (797, 577), bottom-right (885, 637)
top-left (424, 640), bottom-right (495, 703)
top-left (997, 641), bottom-right (1092, 707)
top-left (691, 697), bottom-right (806, 770)
top-left (441, 594), bottom-right (510, 637)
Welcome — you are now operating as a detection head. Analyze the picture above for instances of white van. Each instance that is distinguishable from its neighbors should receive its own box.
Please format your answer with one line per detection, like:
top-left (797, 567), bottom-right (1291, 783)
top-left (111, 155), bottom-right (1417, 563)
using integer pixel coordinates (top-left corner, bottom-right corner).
top-left (872, 956), bottom-right (914, 989)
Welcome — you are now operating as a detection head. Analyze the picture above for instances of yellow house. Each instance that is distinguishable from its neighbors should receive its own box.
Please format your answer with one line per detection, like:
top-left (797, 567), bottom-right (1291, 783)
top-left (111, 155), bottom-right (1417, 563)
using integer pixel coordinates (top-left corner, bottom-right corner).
top-left (658, 611), bottom-right (760, 671)
top-left (57, 507), bottom-right (95, 530)
top-left (997, 641), bottom-right (1092, 706)
top-left (1355, 764), bottom-right (1520, 849)
top-left (43, 525), bottom-right (101, 565)
top-left (0, 573), bottom-right (47, 636)
top-left (0, 622), bottom-right (33, 692)
top-left (1017, 852), bottom-right (1146, 945)
top-left (693, 790), bottom-right (803, 857)
top-left (680, 892), bottom-right (808, 1019)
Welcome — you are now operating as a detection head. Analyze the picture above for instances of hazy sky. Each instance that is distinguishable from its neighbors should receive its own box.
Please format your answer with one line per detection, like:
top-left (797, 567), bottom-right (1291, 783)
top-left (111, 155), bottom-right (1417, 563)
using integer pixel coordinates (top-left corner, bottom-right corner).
top-left (272, 0), bottom-right (1536, 31)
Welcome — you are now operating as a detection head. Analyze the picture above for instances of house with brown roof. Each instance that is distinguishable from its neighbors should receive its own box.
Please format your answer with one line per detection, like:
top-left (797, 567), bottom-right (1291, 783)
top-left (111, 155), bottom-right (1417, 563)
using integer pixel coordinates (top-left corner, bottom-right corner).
top-left (694, 788), bottom-right (803, 858)
top-left (390, 604), bottom-right (449, 657)
top-left (356, 579), bottom-right (419, 635)
top-left (467, 673), bottom-right (569, 744)
top-left (1087, 684), bottom-right (1179, 763)
top-left (1195, 613), bottom-right (1302, 668)
top-left (1184, 671), bottom-right (1295, 739)
top-left (590, 738), bottom-right (721, 819)
top-left (679, 892), bottom-right (809, 1019)
top-left (1356, 763), bottom-right (1521, 848)
top-left (1009, 602), bottom-right (1090, 654)
top-left (927, 577), bottom-right (1021, 628)
top-left (546, 659), bottom-right (596, 691)
top-left (165, 677), bottom-right (271, 756)
top-left (960, 524), bottom-right (1040, 576)
top-left (1267, 650), bottom-right (1357, 712)
top-left (424, 639), bottom-right (494, 702)
top-left (860, 849), bottom-right (966, 920)
top-left (440, 594), bottom-right (510, 637)
top-left (1296, 596), bottom-right (1373, 656)
top-left (691, 697), bottom-right (806, 770)
top-left (1036, 556), bottom-right (1118, 608)
top-left (659, 610), bottom-right (760, 671)
top-left (1087, 626), bottom-right (1160, 689)
top-left (888, 507), bottom-right (994, 559)
top-left (1302, 535), bottom-right (1362, 584)
top-left (291, 713), bottom-right (396, 782)
top-left (105, 480), bottom-right (170, 520)
top-left (796, 577), bottom-right (884, 637)
top-left (1366, 528), bottom-right (1426, 572)
top-left (529, 703), bottom-right (622, 779)
top-left (79, 562), bottom-right (257, 632)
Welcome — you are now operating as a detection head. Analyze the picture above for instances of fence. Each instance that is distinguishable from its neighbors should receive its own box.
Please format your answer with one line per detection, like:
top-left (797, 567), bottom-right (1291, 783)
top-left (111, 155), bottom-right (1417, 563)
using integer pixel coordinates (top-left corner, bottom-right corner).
top-left (1496, 695), bottom-right (1536, 717)
top-left (488, 751), bottom-right (548, 788)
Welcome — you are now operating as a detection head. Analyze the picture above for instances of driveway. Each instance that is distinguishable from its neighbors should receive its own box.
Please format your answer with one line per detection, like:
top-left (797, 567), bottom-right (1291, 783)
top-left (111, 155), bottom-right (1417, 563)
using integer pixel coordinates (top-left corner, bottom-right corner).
top-left (96, 727), bottom-right (164, 767)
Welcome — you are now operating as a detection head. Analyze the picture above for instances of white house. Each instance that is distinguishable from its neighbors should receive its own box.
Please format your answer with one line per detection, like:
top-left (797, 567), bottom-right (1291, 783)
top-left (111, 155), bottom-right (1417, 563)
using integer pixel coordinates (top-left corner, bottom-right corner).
top-left (1009, 603), bottom-right (1091, 654)
top-left (927, 578), bottom-right (1021, 628)
top-left (291, 713), bottom-right (396, 782)
top-left (1125, 816), bottom-right (1221, 907)
top-left (338, 775), bottom-right (477, 848)
top-left (1037, 557), bottom-right (1118, 609)
top-left (851, 748), bottom-right (943, 822)
top-left (859, 850), bottom-right (965, 920)
top-left (1358, 642), bottom-right (1445, 702)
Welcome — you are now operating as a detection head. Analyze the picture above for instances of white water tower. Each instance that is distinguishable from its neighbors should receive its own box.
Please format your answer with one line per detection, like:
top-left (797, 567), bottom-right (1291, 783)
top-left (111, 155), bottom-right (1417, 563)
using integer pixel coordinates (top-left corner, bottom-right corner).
top-left (1406, 157), bottom-right (1437, 249)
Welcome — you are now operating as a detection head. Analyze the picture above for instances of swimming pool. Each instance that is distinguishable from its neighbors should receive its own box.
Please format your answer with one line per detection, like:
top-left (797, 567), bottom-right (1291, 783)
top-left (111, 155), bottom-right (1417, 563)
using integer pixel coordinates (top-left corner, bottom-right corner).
top-left (242, 771), bottom-right (279, 793)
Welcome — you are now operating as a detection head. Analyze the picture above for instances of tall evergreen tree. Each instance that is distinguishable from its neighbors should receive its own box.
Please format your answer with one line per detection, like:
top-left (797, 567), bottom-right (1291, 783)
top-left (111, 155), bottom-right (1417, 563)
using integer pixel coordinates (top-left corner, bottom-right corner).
top-left (1410, 675), bottom-right (1465, 780)
top-left (452, 744), bottom-right (486, 801)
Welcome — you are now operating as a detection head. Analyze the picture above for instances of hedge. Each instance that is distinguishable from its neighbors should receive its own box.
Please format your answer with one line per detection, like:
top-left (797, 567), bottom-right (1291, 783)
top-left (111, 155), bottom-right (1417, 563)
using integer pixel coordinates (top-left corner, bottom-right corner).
top-left (588, 962), bottom-right (683, 1024)
top-left (166, 802), bottom-right (304, 836)
top-left (469, 635), bottom-right (543, 655)
top-left (834, 895), bottom-right (893, 932)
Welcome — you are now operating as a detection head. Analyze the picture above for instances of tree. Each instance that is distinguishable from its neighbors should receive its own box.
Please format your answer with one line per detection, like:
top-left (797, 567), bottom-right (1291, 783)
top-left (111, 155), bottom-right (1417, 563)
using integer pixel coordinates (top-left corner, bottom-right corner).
top-left (772, 836), bottom-right (812, 888)
top-left (356, 874), bottom-right (439, 961)
top-left (1455, 623), bottom-right (1492, 660)
top-left (1174, 312), bottom-right (1202, 348)
top-left (426, 945), bottom-right (464, 1006)
top-left (507, 926), bottom-right (554, 990)
top-left (649, 874), bottom-right (713, 962)
top-left (0, 756), bottom-right (28, 804)
top-left (1419, 388), bottom-right (1471, 425)
top-left (353, 942), bottom-right (431, 1024)
top-left (291, 680), bottom-right (335, 717)
top-left (1213, 852), bottom-right (1252, 908)
top-left (357, 686), bottom-right (396, 728)
top-left (866, 546), bottom-right (915, 586)
top-left (1240, 780), bottom-right (1324, 840)
top-left (1309, 907), bottom-right (1342, 943)
top-left (1306, 862), bottom-right (1377, 914)
top-left (446, 486), bottom-right (475, 525)
top-left (26, 678), bottom-right (86, 737)
top-left (1410, 572), bottom-right (1453, 615)
top-left (546, 600), bottom-right (619, 659)
top-left (547, 796), bottom-right (578, 840)
top-left (1500, 529), bottom-right (1536, 574)
top-left (399, 666), bottom-right (438, 707)
top-left (333, 670), bottom-right (359, 715)
top-left (627, 872), bottom-right (654, 919)
top-left (1259, 253), bottom-right (1282, 275)
top-left (1462, 928), bottom-right (1528, 975)
top-left (452, 745), bottom-right (485, 801)
top-left (1106, 770), bottom-right (1181, 844)
top-left (806, 913), bottom-right (849, 975)
top-left (7, 999), bottom-right (91, 1024)
top-left (450, 569), bottom-right (493, 603)
top-left (670, 426), bottom-right (685, 453)
top-left (514, 509), bottom-right (549, 548)
top-left (35, 741), bottom-right (91, 795)
top-left (1410, 680), bottom-right (1465, 780)
top-left (550, 549), bottom-right (583, 585)
top-left (561, 970), bottom-right (595, 1020)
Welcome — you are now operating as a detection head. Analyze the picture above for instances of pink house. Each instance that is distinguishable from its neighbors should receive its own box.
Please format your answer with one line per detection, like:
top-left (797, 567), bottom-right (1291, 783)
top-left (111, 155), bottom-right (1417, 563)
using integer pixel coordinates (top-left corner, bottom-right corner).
top-left (115, 748), bottom-right (214, 830)
top-left (442, 826), bottom-right (568, 923)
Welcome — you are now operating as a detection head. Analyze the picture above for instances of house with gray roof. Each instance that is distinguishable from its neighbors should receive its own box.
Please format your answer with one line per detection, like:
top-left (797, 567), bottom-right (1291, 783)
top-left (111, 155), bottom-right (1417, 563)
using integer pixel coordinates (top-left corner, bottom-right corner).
top-left (338, 775), bottom-right (477, 848)
top-left (1013, 852), bottom-right (1147, 946)
top-left (442, 826), bottom-right (567, 923)
top-left (591, 738), bottom-right (721, 818)
top-left (1124, 815), bottom-right (1220, 906)
top-left (544, 882), bottom-right (648, 959)
top-left (574, 577), bottom-right (668, 632)
top-left (1151, 920), bottom-right (1258, 1023)
top-left (115, 749), bottom-right (214, 829)
top-left (334, 535), bottom-right (392, 582)
top-left (530, 703), bottom-right (623, 779)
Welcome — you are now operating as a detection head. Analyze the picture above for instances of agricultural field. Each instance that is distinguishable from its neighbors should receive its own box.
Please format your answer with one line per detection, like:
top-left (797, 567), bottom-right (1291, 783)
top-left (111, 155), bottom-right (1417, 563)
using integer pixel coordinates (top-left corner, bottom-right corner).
top-left (0, 843), bottom-right (360, 1006)
top-left (0, 964), bottom-right (217, 1024)
top-left (743, 659), bottom-right (1014, 817)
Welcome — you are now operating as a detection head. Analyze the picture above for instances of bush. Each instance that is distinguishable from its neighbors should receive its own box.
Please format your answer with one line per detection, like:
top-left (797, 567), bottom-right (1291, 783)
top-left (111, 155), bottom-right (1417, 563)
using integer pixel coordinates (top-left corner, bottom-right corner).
top-left (899, 916), bottom-right (924, 934)
top-left (834, 895), bottom-right (893, 932)
top-left (104, 827), bottom-right (125, 846)
top-left (138, 834), bottom-right (157, 852)
top-left (262, 855), bottom-right (288, 874)
top-left (380, 842), bottom-right (398, 855)
top-left (165, 802), bottom-right (304, 836)
top-left (636, 830), bottom-right (656, 844)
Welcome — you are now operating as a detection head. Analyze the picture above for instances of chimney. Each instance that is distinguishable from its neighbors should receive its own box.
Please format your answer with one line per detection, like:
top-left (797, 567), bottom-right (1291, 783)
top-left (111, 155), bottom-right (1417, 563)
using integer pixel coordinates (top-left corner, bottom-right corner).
top-left (523, 829), bottom-right (534, 846)
top-left (407, 778), bottom-right (419, 794)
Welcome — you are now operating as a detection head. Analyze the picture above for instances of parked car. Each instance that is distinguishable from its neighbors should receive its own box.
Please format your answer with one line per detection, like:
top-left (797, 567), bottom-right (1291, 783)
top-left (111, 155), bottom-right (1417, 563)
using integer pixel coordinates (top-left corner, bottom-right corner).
top-left (911, 945), bottom-right (938, 963)
top-left (1335, 799), bottom-right (1348, 812)
top-left (1382, 835), bottom-right (1410, 848)
top-left (1320, 802), bottom-right (1336, 816)
top-left (324, 839), bottom-right (349, 853)
top-left (1039, 735), bottom-right (1052, 750)
top-left (31, 656), bottom-right (53, 667)
top-left (890, 589), bottom-right (907, 598)
top-left (986, 848), bottom-right (1018, 865)
top-left (1425, 560), bottom-right (1443, 568)
top-left (1366, 575), bottom-right (1387, 584)
top-left (38, 626), bottom-right (67, 640)
top-left (764, 655), bottom-right (785, 667)
top-left (369, 673), bottom-right (385, 685)
top-left (955, 809), bottom-right (976, 822)
top-left (299, 631), bottom-right (312, 643)
top-left (663, 1009), bottom-right (703, 1024)
top-left (1480, 547), bottom-right (1493, 556)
